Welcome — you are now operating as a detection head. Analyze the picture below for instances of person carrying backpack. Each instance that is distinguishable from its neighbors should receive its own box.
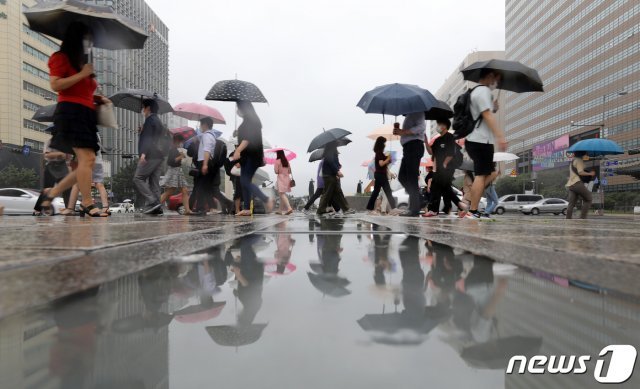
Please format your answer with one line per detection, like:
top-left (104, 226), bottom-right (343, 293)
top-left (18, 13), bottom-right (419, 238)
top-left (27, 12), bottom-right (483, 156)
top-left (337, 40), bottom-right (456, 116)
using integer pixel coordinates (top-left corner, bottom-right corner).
top-left (455, 69), bottom-right (507, 219)
top-left (134, 99), bottom-right (166, 215)
top-left (423, 119), bottom-right (467, 217)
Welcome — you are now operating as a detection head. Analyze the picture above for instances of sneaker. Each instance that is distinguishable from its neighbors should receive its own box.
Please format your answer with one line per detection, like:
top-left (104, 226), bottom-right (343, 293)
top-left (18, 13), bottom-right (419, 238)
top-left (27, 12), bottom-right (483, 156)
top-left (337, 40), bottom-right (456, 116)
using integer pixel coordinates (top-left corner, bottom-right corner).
top-left (422, 211), bottom-right (438, 218)
top-left (481, 213), bottom-right (493, 219)
top-left (463, 212), bottom-right (481, 219)
top-left (399, 211), bottom-right (420, 217)
top-left (142, 203), bottom-right (162, 214)
top-left (343, 209), bottom-right (356, 215)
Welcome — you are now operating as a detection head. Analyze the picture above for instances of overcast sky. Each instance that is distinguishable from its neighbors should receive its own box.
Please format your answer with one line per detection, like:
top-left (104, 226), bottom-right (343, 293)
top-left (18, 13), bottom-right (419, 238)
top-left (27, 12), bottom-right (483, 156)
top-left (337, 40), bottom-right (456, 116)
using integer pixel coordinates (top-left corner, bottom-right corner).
top-left (146, 0), bottom-right (505, 196)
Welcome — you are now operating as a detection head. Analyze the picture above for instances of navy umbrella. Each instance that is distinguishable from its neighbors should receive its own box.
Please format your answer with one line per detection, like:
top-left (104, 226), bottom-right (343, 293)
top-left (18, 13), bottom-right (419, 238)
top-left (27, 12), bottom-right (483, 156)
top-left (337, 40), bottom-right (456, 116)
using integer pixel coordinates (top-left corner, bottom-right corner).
top-left (32, 104), bottom-right (57, 123)
top-left (307, 128), bottom-right (352, 153)
top-left (205, 80), bottom-right (268, 103)
top-left (307, 272), bottom-right (351, 297)
top-left (23, 0), bottom-right (148, 50)
top-left (206, 324), bottom-right (268, 347)
top-left (424, 100), bottom-right (453, 120)
top-left (357, 83), bottom-right (438, 117)
top-left (461, 59), bottom-right (543, 93)
top-left (109, 89), bottom-right (173, 114)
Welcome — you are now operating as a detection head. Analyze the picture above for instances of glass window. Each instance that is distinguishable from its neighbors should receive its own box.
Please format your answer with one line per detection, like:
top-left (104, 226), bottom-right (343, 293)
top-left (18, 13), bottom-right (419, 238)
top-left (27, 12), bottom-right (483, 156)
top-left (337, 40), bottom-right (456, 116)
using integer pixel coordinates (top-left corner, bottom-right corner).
top-left (0, 189), bottom-right (26, 197)
top-left (504, 196), bottom-right (516, 202)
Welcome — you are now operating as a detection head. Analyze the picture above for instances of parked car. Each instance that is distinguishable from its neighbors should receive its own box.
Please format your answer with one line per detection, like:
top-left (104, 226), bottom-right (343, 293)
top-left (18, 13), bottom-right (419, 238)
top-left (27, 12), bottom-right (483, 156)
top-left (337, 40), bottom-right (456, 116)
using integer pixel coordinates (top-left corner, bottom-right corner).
top-left (520, 198), bottom-right (569, 215)
top-left (108, 202), bottom-right (135, 214)
top-left (0, 188), bottom-right (65, 215)
top-left (495, 194), bottom-right (544, 215)
top-left (394, 187), bottom-right (486, 212)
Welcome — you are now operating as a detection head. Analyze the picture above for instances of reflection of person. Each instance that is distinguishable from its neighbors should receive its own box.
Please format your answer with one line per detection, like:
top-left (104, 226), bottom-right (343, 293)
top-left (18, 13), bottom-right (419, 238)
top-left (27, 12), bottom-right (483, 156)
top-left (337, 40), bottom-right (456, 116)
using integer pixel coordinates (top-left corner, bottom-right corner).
top-left (398, 237), bottom-right (426, 323)
top-left (372, 228), bottom-right (392, 285)
top-left (566, 151), bottom-right (595, 219)
top-left (227, 235), bottom-right (265, 325)
top-left (274, 232), bottom-right (295, 274)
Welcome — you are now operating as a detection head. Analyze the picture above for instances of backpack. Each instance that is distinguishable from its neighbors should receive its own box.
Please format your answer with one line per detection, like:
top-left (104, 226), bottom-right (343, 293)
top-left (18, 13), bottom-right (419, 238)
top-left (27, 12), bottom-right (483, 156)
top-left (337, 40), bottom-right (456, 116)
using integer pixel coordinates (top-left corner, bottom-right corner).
top-left (451, 143), bottom-right (464, 169)
top-left (207, 134), bottom-right (227, 170)
top-left (156, 126), bottom-right (173, 157)
top-left (186, 137), bottom-right (200, 159)
top-left (452, 86), bottom-right (483, 139)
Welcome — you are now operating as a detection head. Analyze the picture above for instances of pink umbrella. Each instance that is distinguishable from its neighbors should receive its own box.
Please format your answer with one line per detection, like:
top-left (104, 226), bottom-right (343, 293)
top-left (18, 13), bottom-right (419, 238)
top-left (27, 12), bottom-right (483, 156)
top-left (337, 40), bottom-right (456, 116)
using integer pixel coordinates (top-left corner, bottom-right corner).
top-left (173, 102), bottom-right (226, 124)
top-left (174, 301), bottom-right (226, 324)
top-left (428, 134), bottom-right (440, 146)
top-left (170, 126), bottom-right (197, 140)
top-left (264, 262), bottom-right (297, 276)
top-left (264, 147), bottom-right (297, 165)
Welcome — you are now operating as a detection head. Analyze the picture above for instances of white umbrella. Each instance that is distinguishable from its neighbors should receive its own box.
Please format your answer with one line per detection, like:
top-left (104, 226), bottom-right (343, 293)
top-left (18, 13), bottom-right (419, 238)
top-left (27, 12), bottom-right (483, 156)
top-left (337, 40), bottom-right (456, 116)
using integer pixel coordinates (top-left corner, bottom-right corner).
top-left (493, 152), bottom-right (519, 162)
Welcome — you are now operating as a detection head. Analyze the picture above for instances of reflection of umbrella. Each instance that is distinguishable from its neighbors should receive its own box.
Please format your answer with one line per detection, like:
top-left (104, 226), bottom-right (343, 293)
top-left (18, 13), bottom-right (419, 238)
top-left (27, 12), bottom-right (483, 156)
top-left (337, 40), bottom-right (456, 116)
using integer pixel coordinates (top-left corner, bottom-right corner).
top-left (32, 104), bottom-right (57, 123)
top-left (206, 324), bottom-right (268, 347)
top-left (170, 126), bottom-right (196, 140)
top-left (424, 100), bottom-right (453, 120)
top-left (109, 89), bottom-right (173, 114)
top-left (307, 128), bottom-right (352, 152)
top-left (357, 312), bottom-right (441, 333)
top-left (112, 313), bottom-right (174, 333)
top-left (307, 272), bottom-right (351, 297)
top-left (493, 152), bottom-right (519, 162)
top-left (174, 301), bottom-right (226, 324)
top-left (23, 0), bottom-right (148, 50)
top-left (461, 59), bottom-right (544, 93)
top-left (461, 336), bottom-right (543, 369)
top-left (357, 83), bottom-right (438, 116)
top-left (568, 139), bottom-right (624, 157)
top-left (205, 80), bottom-right (267, 103)
top-left (367, 125), bottom-right (400, 142)
top-left (459, 160), bottom-right (474, 171)
top-left (263, 147), bottom-right (297, 164)
top-left (173, 102), bottom-right (226, 124)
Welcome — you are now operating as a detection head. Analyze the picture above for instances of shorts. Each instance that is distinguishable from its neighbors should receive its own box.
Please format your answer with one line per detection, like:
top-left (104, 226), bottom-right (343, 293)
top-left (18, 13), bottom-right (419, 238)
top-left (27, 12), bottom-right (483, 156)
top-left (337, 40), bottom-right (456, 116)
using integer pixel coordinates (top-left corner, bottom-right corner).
top-left (465, 141), bottom-right (495, 176)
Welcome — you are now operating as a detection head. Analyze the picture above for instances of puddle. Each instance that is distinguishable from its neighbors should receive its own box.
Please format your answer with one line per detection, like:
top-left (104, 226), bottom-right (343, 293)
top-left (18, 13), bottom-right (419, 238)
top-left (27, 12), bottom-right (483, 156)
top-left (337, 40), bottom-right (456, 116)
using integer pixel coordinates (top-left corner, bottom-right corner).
top-left (0, 219), bottom-right (639, 388)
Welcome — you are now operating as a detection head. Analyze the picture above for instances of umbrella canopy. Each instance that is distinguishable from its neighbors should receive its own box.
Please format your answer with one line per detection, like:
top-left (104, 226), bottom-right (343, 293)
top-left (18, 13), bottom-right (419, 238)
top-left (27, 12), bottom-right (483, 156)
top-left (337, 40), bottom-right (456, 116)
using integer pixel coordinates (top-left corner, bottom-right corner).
top-left (424, 100), bottom-right (453, 120)
top-left (263, 147), bottom-right (297, 165)
top-left (460, 336), bottom-right (543, 370)
top-left (307, 128), bottom-right (352, 153)
top-left (493, 152), bottom-right (519, 162)
top-left (367, 125), bottom-right (401, 142)
top-left (205, 80), bottom-right (267, 103)
top-left (357, 83), bottom-right (438, 117)
top-left (307, 272), bottom-right (351, 297)
top-left (170, 126), bottom-right (197, 141)
top-left (174, 301), bottom-right (226, 324)
top-left (32, 104), bottom-right (57, 123)
top-left (568, 139), bottom-right (624, 157)
top-left (206, 324), bottom-right (268, 347)
top-left (173, 102), bottom-right (226, 124)
top-left (109, 89), bottom-right (173, 114)
top-left (23, 0), bottom-right (148, 50)
top-left (461, 59), bottom-right (544, 93)
top-left (309, 148), bottom-right (325, 163)
top-left (112, 313), bottom-right (174, 333)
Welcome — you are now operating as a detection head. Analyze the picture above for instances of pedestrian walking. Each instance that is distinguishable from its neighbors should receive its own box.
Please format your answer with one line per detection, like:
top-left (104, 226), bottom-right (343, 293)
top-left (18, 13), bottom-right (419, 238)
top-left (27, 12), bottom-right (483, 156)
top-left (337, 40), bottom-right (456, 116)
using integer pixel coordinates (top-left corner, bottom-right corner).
top-left (464, 69), bottom-right (507, 219)
top-left (482, 166), bottom-right (500, 217)
top-left (566, 151), bottom-right (595, 219)
top-left (366, 136), bottom-right (396, 215)
top-left (393, 112), bottom-right (426, 216)
top-left (274, 149), bottom-right (294, 215)
top-left (224, 149), bottom-right (243, 214)
top-left (92, 135), bottom-right (110, 215)
top-left (36, 21), bottom-right (110, 217)
top-left (423, 120), bottom-right (467, 217)
top-left (160, 134), bottom-right (192, 214)
top-left (134, 99), bottom-right (165, 215)
top-left (34, 136), bottom-right (71, 215)
top-left (303, 160), bottom-right (339, 213)
top-left (316, 142), bottom-right (354, 216)
top-left (232, 101), bottom-right (273, 216)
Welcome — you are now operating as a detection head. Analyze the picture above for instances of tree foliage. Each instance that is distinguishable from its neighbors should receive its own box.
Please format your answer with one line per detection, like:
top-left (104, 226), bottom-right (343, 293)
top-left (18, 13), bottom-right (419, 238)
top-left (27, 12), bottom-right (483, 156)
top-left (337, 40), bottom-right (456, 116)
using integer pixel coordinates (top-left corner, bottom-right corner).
top-left (0, 165), bottom-right (38, 188)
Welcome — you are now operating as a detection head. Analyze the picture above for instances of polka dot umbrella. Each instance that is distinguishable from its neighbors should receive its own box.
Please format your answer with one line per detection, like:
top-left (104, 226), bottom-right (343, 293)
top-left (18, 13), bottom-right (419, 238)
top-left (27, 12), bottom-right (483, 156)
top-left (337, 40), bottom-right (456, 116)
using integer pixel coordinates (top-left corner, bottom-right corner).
top-left (205, 80), bottom-right (268, 103)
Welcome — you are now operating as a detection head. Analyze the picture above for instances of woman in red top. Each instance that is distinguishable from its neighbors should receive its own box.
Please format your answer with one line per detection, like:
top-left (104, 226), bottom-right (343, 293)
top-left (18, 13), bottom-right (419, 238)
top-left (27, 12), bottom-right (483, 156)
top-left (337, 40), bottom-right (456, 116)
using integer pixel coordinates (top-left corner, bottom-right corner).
top-left (37, 22), bottom-right (110, 217)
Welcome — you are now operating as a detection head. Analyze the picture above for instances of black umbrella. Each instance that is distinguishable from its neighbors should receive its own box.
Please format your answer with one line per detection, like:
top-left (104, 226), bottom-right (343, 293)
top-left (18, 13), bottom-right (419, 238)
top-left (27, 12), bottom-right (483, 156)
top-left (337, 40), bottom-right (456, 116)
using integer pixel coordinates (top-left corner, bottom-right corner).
top-left (308, 138), bottom-right (352, 162)
top-left (23, 0), bottom-right (148, 50)
top-left (307, 272), bottom-right (351, 297)
top-left (205, 324), bottom-right (268, 347)
top-left (111, 312), bottom-right (174, 333)
top-left (357, 83), bottom-right (438, 117)
top-left (461, 59), bottom-right (544, 93)
top-left (109, 89), bottom-right (173, 114)
top-left (205, 80), bottom-right (268, 103)
top-left (461, 336), bottom-right (543, 369)
top-left (32, 104), bottom-right (57, 123)
top-left (424, 100), bottom-right (453, 120)
top-left (307, 128), bottom-right (351, 153)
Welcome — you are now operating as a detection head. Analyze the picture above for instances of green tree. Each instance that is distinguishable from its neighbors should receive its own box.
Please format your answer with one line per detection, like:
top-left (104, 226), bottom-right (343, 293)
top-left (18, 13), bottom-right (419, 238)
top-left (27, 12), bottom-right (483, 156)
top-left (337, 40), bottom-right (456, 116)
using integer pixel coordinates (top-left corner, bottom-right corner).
top-left (495, 173), bottom-right (531, 197)
top-left (0, 165), bottom-right (38, 188)
top-left (111, 160), bottom-right (138, 202)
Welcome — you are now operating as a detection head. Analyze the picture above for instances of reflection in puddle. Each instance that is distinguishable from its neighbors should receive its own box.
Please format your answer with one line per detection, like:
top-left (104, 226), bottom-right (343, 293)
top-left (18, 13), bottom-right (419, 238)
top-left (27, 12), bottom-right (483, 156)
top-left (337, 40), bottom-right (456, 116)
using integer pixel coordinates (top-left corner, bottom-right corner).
top-left (1, 220), bottom-right (639, 388)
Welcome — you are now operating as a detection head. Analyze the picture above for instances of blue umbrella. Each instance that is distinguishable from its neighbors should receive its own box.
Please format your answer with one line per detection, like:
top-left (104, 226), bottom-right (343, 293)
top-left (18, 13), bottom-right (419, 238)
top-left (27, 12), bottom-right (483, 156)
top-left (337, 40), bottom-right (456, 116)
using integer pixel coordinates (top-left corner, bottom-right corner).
top-left (357, 83), bottom-right (438, 117)
top-left (568, 139), bottom-right (624, 157)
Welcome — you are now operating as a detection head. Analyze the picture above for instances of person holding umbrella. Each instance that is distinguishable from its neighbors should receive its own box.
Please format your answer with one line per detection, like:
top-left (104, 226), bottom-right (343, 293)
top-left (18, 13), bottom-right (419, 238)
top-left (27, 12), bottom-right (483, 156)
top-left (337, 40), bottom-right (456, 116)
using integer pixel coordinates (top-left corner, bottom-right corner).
top-left (273, 150), bottom-right (294, 215)
top-left (232, 101), bottom-right (273, 216)
top-left (36, 22), bottom-right (110, 217)
top-left (316, 142), bottom-right (354, 216)
top-left (393, 112), bottom-right (427, 217)
top-left (134, 99), bottom-right (166, 215)
top-left (365, 136), bottom-right (396, 215)
top-left (565, 151), bottom-right (595, 219)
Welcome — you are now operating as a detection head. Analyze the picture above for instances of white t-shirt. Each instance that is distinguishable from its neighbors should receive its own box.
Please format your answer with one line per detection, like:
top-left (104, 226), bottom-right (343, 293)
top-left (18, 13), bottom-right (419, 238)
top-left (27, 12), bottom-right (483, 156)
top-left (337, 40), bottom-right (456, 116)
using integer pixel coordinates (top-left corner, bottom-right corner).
top-left (467, 86), bottom-right (495, 144)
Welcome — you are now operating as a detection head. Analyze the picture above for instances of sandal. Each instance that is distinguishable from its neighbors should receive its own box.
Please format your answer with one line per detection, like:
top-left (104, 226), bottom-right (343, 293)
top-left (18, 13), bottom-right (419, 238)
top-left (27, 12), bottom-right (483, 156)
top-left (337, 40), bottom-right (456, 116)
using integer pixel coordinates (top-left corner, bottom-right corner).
top-left (79, 204), bottom-right (110, 218)
top-left (58, 208), bottom-right (78, 216)
top-left (235, 210), bottom-right (252, 216)
top-left (102, 207), bottom-right (112, 216)
top-left (285, 209), bottom-right (293, 215)
top-left (34, 189), bottom-right (55, 216)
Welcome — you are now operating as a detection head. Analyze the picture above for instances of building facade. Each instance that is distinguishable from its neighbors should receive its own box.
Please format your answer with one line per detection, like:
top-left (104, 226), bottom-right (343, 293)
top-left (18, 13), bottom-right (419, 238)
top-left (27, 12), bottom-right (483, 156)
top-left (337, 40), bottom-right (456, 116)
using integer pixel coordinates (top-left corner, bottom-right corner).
top-left (505, 0), bottom-right (640, 191)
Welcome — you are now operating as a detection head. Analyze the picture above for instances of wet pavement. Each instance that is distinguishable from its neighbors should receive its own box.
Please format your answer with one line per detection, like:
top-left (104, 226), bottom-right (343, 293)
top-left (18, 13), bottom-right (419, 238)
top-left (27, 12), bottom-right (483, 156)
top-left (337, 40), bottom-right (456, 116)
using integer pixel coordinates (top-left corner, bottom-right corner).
top-left (0, 216), bottom-right (639, 388)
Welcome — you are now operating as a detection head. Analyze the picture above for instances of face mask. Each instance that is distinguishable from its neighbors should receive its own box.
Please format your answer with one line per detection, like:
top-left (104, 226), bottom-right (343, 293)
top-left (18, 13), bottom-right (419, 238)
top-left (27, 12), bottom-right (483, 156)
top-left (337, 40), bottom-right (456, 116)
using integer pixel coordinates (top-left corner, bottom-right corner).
top-left (82, 39), bottom-right (93, 54)
top-left (489, 81), bottom-right (498, 91)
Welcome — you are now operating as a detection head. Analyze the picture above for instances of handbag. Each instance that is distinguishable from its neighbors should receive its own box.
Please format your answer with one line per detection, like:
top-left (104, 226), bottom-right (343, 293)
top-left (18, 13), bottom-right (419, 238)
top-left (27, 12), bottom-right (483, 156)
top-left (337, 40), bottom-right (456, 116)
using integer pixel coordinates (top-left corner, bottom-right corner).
top-left (96, 102), bottom-right (118, 129)
top-left (188, 168), bottom-right (200, 177)
top-left (571, 160), bottom-right (593, 183)
top-left (289, 170), bottom-right (296, 188)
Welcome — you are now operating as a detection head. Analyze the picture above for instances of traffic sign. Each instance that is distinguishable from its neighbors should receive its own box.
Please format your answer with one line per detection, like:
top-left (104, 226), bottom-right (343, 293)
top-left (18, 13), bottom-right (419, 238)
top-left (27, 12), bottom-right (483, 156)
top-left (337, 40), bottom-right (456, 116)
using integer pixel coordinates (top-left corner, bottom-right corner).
top-left (594, 177), bottom-right (599, 184)
top-left (22, 145), bottom-right (30, 156)
top-left (602, 178), bottom-right (608, 185)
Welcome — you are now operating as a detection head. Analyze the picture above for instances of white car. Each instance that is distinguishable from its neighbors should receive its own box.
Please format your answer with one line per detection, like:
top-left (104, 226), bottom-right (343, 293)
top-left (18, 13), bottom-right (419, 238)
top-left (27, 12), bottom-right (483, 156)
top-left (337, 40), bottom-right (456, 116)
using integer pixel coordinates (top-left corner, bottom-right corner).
top-left (108, 202), bottom-right (135, 214)
top-left (0, 188), bottom-right (66, 215)
top-left (393, 187), bottom-right (486, 212)
top-left (520, 198), bottom-right (569, 216)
